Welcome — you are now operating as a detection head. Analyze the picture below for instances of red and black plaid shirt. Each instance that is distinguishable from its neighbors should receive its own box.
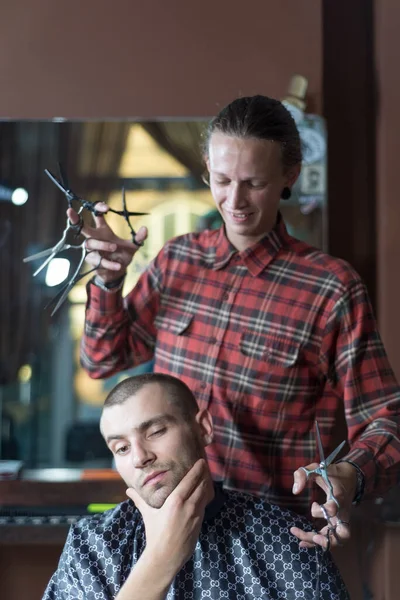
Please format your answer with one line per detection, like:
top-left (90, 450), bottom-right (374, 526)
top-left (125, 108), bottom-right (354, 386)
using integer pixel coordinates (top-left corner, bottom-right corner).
top-left (82, 216), bottom-right (400, 513)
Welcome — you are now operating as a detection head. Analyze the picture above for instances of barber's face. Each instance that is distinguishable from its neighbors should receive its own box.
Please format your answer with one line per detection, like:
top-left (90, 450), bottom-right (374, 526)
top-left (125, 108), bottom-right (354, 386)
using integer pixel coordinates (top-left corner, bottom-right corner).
top-left (100, 383), bottom-right (212, 508)
top-left (207, 133), bottom-right (299, 251)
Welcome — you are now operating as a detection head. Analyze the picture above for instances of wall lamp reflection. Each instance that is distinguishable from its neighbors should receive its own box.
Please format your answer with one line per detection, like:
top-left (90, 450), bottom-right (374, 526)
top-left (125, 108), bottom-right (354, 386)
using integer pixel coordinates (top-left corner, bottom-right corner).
top-left (25, 244), bottom-right (71, 290)
top-left (0, 184), bottom-right (28, 206)
top-left (45, 258), bottom-right (71, 287)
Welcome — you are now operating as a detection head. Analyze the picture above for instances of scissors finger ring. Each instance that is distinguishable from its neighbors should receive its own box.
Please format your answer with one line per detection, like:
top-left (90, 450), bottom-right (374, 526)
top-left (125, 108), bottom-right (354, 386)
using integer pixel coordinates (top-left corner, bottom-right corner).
top-left (336, 519), bottom-right (350, 528)
top-left (300, 466), bottom-right (313, 480)
top-left (320, 504), bottom-right (335, 524)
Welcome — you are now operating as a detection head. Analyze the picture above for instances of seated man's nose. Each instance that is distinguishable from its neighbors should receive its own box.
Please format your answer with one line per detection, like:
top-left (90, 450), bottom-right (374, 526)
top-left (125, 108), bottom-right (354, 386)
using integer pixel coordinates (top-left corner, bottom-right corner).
top-left (133, 447), bottom-right (154, 467)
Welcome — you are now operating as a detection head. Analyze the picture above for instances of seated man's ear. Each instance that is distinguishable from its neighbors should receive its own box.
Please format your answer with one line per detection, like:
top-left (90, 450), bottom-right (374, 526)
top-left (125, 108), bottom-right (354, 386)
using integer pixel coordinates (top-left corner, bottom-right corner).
top-left (195, 409), bottom-right (213, 446)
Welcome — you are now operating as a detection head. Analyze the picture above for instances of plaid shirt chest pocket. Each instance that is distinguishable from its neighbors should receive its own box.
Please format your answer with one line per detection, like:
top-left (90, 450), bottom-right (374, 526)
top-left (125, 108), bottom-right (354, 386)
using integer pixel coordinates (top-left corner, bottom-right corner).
top-left (240, 330), bottom-right (301, 368)
top-left (153, 311), bottom-right (195, 374)
top-left (154, 311), bottom-right (193, 338)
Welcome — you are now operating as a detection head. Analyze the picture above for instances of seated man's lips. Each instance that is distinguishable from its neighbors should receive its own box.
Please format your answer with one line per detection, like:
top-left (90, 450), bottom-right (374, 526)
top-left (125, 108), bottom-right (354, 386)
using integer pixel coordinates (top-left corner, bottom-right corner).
top-left (143, 471), bottom-right (168, 486)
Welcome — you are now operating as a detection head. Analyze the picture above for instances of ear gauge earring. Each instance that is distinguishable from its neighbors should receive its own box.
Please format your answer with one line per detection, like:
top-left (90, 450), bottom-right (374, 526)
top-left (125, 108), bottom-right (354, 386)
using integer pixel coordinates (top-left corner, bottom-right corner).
top-left (202, 172), bottom-right (211, 187)
top-left (281, 186), bottom-right (292, 200)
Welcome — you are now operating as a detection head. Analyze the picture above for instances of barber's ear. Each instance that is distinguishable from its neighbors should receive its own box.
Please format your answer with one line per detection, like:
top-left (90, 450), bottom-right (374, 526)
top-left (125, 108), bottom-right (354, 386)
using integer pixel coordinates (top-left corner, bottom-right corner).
top-left (195, 409), bottom-right (213, 446)
top-left (285, 164), bottom-right (301, 188)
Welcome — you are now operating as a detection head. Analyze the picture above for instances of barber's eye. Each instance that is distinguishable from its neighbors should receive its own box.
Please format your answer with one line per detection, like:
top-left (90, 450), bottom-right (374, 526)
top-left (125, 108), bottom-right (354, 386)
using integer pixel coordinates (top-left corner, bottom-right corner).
top-left (248, 181), bottom-right (264, 189)
top-left (215, 179), bottom-right (229, 186)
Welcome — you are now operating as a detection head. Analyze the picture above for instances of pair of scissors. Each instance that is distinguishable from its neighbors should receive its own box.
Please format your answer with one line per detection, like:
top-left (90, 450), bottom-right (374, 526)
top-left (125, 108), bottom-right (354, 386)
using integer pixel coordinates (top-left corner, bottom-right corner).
top-left (23, 213), bottom-right (84, 277)
top-left (24, 163), bottom-right (150, 315)
top-left (301, 421), bottom-right (346, 508)
top-left (45, 163), bottom-right (149, 244)
top-left (45, 163), bottom-right (84, 210)
top-left (301, 421), bottom-right (348, 550)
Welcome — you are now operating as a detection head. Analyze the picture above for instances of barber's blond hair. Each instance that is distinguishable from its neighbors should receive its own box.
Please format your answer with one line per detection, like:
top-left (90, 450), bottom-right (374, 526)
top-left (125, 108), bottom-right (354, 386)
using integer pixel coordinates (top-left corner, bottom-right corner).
top-left (203, 95), bottom-right (302, 171)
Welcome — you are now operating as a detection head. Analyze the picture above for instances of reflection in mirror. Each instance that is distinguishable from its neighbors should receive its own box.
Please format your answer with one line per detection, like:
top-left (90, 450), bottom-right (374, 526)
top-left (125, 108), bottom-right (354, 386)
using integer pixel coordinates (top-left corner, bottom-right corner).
top-left (0, 118), bottom-right (326, 469)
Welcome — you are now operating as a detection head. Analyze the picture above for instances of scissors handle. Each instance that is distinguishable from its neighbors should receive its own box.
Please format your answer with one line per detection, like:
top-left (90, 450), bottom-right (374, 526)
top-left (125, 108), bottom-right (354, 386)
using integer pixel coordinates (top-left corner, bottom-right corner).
top-left (300, 466), bottom-right (318, 480)
top-left (302, 464), bottom-right (341, 509)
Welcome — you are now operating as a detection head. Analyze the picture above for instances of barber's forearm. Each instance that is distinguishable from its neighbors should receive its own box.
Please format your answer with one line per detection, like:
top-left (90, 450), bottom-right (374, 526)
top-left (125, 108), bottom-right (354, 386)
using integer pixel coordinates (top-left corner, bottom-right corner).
top-left (115, 549), bottom-right (177, 600)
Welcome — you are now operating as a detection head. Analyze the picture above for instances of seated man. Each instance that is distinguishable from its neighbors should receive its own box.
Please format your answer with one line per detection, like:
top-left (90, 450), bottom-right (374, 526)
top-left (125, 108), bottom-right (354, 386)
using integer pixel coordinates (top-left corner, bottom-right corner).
top-left (43, 374), bottom-right (349, 600)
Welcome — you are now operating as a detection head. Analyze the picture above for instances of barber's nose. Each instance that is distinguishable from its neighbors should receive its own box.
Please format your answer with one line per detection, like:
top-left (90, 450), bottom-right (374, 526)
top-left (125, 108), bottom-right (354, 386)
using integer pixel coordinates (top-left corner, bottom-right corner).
top-left (131, 441), bottom-right (155, 468)
top-left (225, 183), bottom-right (246, 209)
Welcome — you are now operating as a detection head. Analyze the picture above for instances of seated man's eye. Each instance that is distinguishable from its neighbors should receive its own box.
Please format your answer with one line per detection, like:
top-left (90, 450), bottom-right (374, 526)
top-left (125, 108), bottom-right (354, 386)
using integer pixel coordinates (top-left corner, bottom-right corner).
top-left (116, 445), bottom-right (129, 455)
top-left (149, 428), bottom-right (166, 438)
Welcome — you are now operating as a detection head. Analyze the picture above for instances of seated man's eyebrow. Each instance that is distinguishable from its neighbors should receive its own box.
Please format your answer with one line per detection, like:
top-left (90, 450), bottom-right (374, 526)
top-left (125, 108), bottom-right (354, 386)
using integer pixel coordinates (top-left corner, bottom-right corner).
top-left (105, 414), bottom-right (176, 443)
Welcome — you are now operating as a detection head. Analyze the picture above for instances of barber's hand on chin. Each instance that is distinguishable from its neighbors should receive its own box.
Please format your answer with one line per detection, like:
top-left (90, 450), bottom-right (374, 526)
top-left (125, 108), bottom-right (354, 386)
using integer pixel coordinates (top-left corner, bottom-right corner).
top-left (67, 204), bottom-right (148, 284)
top-left (126, 459), bottom-right (211, 575)
top-left (290, 462), bottom-right (357, 551)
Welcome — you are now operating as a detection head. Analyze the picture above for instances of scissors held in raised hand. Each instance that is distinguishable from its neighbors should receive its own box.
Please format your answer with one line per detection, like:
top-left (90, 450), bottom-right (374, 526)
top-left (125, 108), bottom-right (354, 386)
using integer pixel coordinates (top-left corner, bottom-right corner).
top-left (301, 422), bottom-right (346, 507)
top-left (46, 163), bottom-right (148, 242)
top-left (24, 163), bottom-right (149, 315)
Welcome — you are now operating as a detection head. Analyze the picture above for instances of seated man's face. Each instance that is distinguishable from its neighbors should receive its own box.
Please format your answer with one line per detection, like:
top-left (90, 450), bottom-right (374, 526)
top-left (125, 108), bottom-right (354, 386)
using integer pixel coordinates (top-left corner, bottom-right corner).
top-left (100, 383), bottom-right (212, 508)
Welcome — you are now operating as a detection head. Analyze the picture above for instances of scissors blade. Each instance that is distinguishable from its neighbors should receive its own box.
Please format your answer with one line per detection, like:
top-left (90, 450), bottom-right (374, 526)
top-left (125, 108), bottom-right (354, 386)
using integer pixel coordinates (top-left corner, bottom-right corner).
top-left (31, 232), bottom-right (68, 276)
top-left (50, 267), bottom-right (99, 316)
top-left (23, 247), bottom-right (55, 262)
top-left (58, 162), bottom-right (70, 191)
top-left (49, 262), bottom-right (82, 315)
top-left (50, 282), bottom-right (75, 315)
top-left (315, 421), bottom-right (326, 464)
top-left (45, 169), bottom-right (67, 194)
top-left (112, 209), bottom-right (149, 216)
top-left (32, 251), bottom-right (58, 277)
top-left (49, 246), bottom-right (88, 315)
top-left (48, 278), bottom-right (74, 315)
top-left (324, 440), bottom-right (346, 467)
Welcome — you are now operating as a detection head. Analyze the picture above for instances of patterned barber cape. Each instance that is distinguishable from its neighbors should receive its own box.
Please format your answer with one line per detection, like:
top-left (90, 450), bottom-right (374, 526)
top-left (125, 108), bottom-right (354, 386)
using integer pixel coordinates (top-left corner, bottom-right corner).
top-left (43, 484), bottom-right (349, 600)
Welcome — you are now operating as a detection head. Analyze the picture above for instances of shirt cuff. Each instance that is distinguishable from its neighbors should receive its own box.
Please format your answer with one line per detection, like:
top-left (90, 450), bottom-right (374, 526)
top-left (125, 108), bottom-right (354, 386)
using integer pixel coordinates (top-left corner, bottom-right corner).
top-left (86, 278), bottom-right (124, 315)
top-left (336, 459), bottom-right (366, 504)
top-left (337, 446), bottom-right (376, 497)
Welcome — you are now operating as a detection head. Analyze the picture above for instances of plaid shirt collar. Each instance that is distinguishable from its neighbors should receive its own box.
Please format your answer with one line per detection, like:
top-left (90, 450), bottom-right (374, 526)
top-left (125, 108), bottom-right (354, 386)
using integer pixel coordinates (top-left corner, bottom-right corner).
top-left (213, 212), bottom-right (289, 276)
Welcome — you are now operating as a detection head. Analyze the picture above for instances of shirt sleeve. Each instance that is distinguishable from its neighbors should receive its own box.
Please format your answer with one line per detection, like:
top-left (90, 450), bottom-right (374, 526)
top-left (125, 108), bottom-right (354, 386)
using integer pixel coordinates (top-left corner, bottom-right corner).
top-left (42, 527), bottom-right (86, 600)
top-left (321, 276), bottom-right (400, 497)
top-left (80, 246), bottom-right (165, 379)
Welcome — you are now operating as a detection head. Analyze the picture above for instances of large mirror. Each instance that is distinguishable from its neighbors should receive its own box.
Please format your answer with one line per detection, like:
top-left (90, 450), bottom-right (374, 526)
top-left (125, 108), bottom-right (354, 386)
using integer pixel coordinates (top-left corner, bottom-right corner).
top-left (0, 117), bottom-right (326, 469)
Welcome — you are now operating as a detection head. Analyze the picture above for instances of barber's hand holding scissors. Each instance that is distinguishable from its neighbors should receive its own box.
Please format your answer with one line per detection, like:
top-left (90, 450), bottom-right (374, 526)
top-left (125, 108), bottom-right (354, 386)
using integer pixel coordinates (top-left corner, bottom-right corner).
top-left (290, 423), bottom-right (357, 552)
top-left (67, 204), bottom-right (148, 284)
